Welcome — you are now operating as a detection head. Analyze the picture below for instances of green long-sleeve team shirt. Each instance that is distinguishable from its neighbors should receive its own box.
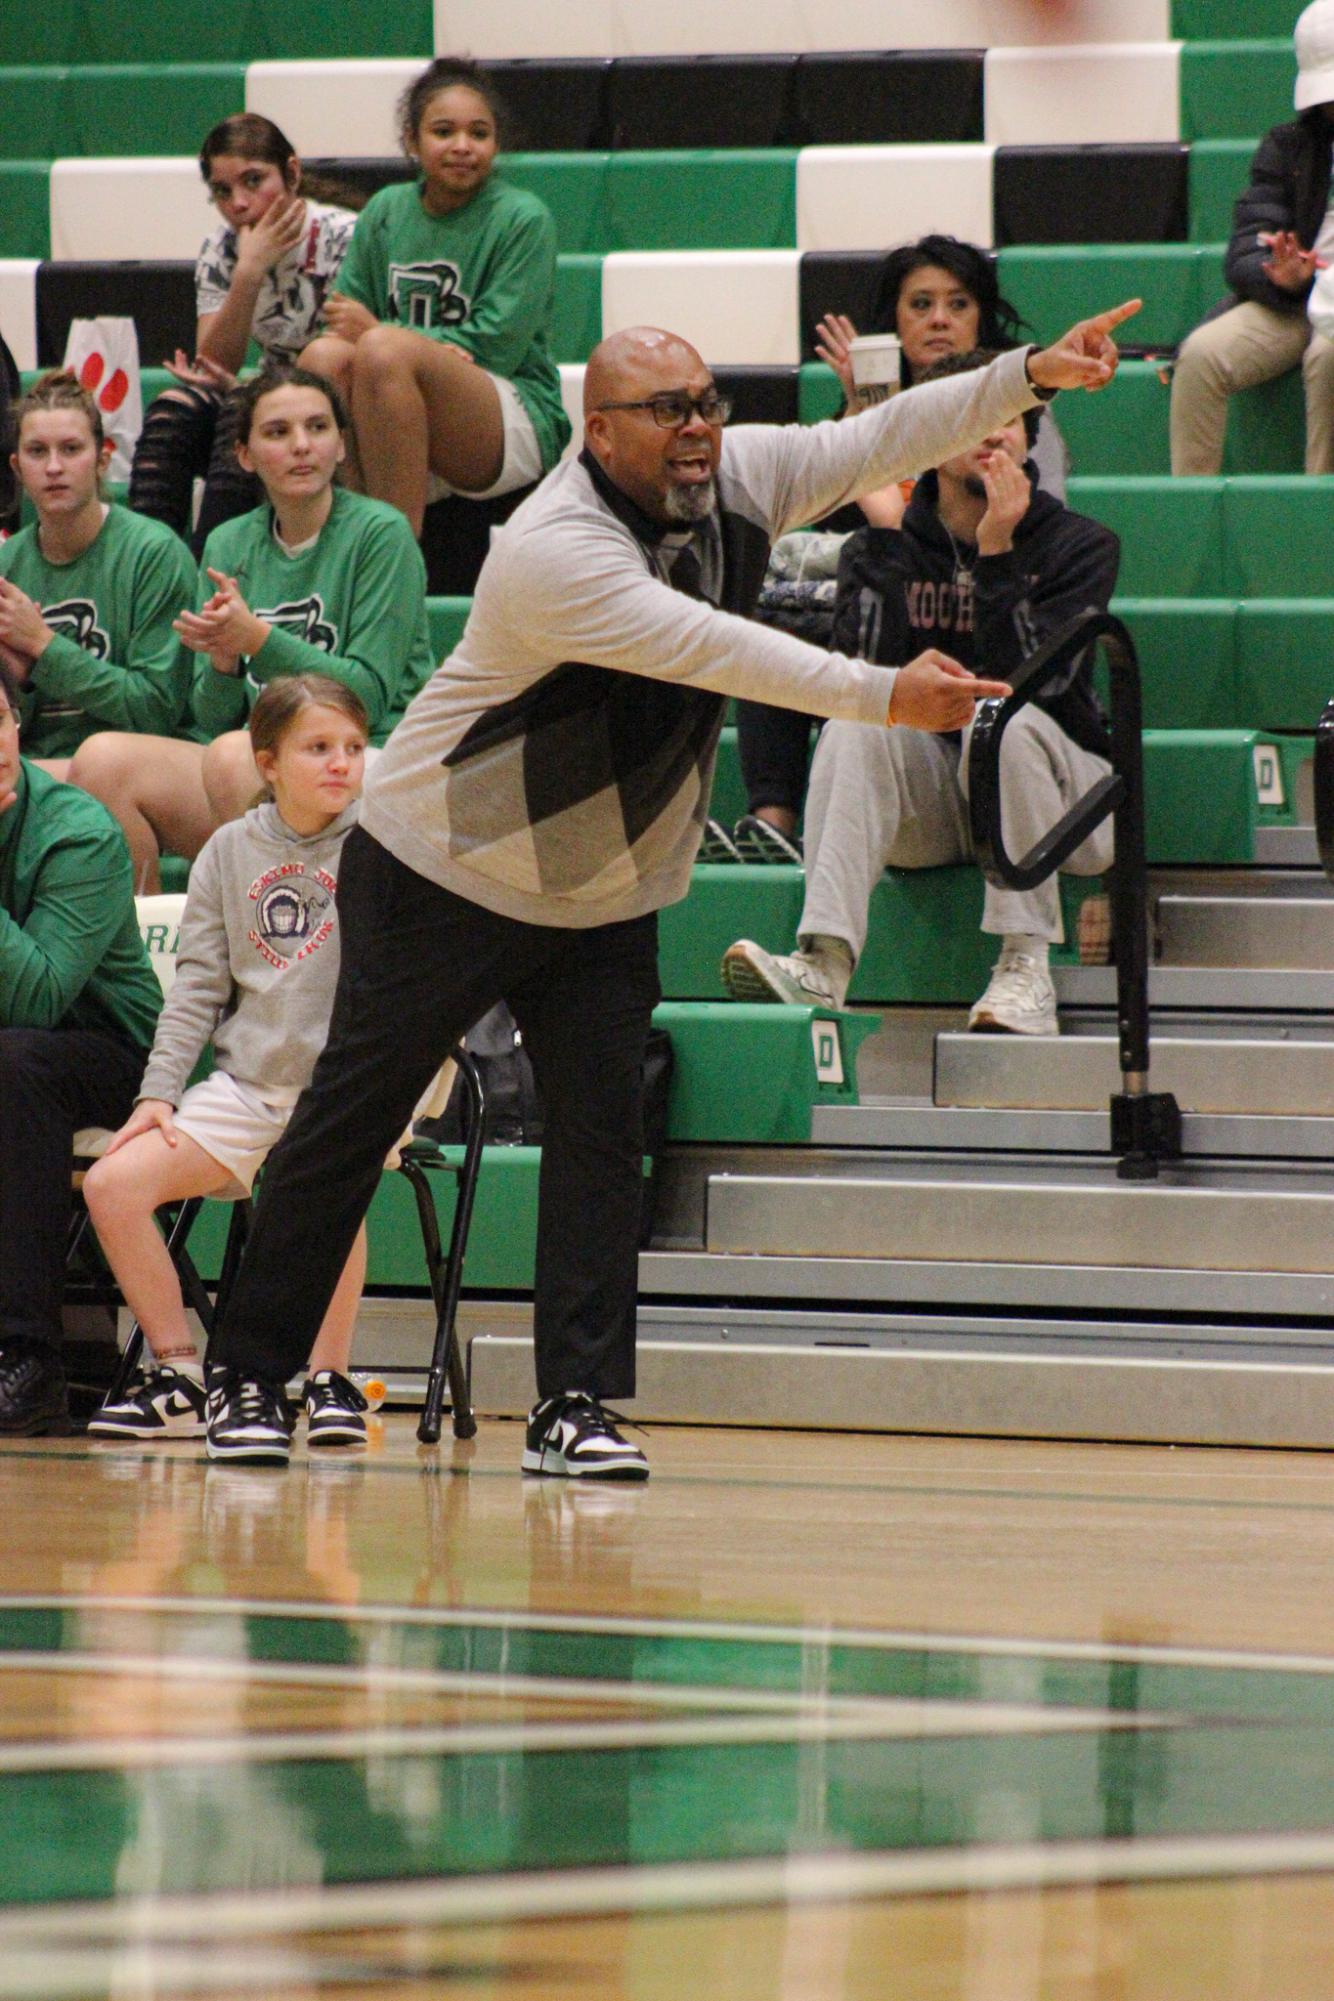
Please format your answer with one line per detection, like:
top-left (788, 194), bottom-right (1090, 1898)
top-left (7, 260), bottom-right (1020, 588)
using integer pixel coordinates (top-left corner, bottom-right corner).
top-left (0, 760), bottom-right (161, 1049)
top-left (334, 175), bottom-right (570, 473)
top-left (188, 489), bottom-right (435, 747)
top-left (0, 505), bottom-right (197, 758)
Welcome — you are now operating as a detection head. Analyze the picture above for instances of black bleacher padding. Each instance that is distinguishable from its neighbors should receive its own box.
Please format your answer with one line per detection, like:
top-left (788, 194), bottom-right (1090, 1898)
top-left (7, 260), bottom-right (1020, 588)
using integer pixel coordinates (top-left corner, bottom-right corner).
top-left (484, 58), bottom-right (613, 152)
top-left (35, 261), bottom-right (195, 369)
top-left (799, 252), bottom-right (883, 360)
top-left (419, 481), bottom-right (537, 596)
top-left (712, 366), bottom-right (799, 427)
top-left (992, 145), bottom-right (1190, 246)
top-left (306, 158), bottom-right (415, 204)
top-left (605, 56), bottom-right (798, 150)
top-left (793, 51), bottom-right (984, 145)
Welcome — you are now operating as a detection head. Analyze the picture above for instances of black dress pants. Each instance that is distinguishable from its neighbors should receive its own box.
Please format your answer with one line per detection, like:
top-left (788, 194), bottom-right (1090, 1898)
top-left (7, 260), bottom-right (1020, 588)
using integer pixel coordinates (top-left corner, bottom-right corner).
top-left (214, 828), bottom-right (661, 1400)
top-left (0, 1026), bottom-right (146, 1351)
top-left (736, 698), bottom-right (818, 819)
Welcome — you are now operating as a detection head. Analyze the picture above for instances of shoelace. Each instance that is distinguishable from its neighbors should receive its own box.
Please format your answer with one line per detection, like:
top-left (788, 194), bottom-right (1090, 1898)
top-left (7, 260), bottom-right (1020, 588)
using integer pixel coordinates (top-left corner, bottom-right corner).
top-left (559, 1396), bottom-right (647, 1442)
top-left (309, 1373), bottom-right (368, 1413)
top-left (214, 1371), bottom-right (286, 1424)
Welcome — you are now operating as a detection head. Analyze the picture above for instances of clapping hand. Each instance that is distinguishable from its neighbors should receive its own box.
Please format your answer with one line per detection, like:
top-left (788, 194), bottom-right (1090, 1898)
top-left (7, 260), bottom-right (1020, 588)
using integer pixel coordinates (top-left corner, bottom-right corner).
top-left (1259, 230), bottom-right (1326, 293)
top-left (173, 568), bottom-right (268, 674)
top-left (1027, 298), bottom-right (1141, 393)
top-left (0, 577), bottom-right (52, 664)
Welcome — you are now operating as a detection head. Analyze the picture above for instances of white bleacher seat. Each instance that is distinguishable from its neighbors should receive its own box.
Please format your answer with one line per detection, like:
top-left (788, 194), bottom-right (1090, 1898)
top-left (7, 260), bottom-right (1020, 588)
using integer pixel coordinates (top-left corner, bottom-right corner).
top-left (797, 146), bottom-right (995, 254)
top-left (246, 60), bottom-right (426, 161)
top-left (435, 0), bottom-right (1171, 56)
top-left (558, 363), bottom-right (585, 460)
top-left (984, 43), bottom-right (1182, 146)
top-left (0, 260), bottom-right (39, 371)
top-left (601, 251), bottom-right (801, 367)
top-left (50, 160), bottom-right (210, 263)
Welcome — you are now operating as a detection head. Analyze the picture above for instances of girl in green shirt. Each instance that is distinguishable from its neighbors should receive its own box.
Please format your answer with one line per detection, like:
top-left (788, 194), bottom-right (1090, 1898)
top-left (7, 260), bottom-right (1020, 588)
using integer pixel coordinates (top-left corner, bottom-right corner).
top-left (68, 365), bottom-right (432, 890)
top-left (0, 373), bottom-right (196, 775)
top-left (301, 56), bottom-right (569, 536)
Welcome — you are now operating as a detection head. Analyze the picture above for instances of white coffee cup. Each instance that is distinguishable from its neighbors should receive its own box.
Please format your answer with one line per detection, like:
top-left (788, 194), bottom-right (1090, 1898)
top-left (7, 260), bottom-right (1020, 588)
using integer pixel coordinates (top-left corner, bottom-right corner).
top-left (848, 333), bottom-right (903, 395)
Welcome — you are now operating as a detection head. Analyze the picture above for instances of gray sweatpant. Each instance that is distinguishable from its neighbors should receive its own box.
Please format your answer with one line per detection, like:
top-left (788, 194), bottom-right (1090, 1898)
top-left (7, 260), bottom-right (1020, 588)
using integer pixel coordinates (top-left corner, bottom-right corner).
top-left (798, 706), bottom-right (1114, 957)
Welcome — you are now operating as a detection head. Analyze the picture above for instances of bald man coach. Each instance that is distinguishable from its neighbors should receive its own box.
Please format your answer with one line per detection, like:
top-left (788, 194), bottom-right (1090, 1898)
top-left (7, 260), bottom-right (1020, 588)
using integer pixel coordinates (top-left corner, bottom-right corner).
top-left (203, 302), bottom-right (1139, 1476)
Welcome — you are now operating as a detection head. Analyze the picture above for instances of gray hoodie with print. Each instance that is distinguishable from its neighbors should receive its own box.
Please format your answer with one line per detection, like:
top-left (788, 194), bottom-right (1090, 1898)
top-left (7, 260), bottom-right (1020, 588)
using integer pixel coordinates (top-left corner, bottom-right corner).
top-left (137, 800), bottom-right (358, 1108)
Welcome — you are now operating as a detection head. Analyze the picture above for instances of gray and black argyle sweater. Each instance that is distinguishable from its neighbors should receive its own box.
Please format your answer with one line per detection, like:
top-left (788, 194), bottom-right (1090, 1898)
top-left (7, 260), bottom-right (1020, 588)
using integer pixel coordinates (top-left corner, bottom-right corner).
top-left (362, 345), bottom-right (1043, 929)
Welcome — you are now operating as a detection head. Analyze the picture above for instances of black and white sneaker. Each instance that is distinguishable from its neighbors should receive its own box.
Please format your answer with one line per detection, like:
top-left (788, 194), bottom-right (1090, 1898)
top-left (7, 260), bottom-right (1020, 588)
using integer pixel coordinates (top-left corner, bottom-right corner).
top-left (89, 1363), bottom-right (207, 1439)
top-left (521, 1392), bottom-right (649, 1481)
top-left (303, 1370), bottom-right (369, 1449)
top-left (699, 818), bottom-right (743, 863)
top-left (733, 814), bottom-right (804, 865)
top-left (205, 1369), bottom-right (294, 1465)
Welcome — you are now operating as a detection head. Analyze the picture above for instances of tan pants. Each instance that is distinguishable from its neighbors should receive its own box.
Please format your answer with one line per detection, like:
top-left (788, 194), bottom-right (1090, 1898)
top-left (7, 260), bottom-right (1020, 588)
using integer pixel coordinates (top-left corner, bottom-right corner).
top-left (1170, 299), bottom-right (1334, 474)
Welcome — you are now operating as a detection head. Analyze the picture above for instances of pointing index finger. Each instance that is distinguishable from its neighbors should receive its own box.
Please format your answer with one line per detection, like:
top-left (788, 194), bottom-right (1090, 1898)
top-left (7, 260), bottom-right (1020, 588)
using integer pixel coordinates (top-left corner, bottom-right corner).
top-left (1086, 298), bottom-right (1142, 333)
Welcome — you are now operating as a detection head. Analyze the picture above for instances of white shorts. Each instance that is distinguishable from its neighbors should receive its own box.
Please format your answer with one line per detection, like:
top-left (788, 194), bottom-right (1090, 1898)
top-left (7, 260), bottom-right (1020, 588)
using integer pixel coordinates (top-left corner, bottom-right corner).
top-left (171, 1071), bottom-right (299, 1199)
top-left (426, 373), bottom-right (544, 503)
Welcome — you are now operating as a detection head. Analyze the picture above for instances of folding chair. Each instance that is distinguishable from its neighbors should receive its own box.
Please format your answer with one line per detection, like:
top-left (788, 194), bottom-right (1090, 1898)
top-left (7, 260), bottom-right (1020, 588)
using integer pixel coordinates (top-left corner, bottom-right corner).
top-left (95, 1047), bottom-right (487, 1445)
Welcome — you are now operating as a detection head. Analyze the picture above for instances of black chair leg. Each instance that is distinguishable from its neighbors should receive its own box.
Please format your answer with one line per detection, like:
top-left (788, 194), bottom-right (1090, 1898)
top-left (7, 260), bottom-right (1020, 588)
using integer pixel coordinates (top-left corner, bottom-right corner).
top-left (413, 1048), bottom-right (486, 1444)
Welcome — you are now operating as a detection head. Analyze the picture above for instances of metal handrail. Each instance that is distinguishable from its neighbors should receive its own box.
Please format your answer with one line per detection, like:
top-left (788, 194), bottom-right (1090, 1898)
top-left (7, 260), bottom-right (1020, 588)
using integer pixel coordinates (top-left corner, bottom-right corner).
top-left (1315, 697), bottom-right (1334, 882)
top-left (968, 607), bottom-right (1181, 1180)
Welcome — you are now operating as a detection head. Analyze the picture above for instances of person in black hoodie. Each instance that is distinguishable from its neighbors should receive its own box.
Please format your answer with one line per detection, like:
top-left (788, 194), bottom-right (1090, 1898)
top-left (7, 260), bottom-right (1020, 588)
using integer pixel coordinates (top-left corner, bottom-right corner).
top-left (1171, 0), bottom-right (1334, 475)
top-left (722, 348), bottom-right (1119, 1038)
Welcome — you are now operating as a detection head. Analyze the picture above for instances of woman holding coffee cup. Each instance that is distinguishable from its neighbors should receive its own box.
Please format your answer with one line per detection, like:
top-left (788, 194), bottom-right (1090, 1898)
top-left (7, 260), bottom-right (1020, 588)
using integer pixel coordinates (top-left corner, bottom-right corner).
top-left (814, 232), bottom-right (1068, 512)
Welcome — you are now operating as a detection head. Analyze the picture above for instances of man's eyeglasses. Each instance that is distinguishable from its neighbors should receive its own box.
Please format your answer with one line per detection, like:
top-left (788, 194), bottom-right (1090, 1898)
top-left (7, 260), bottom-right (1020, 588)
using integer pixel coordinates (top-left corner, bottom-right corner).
top-left (594, 390), bottom-right (733, 429)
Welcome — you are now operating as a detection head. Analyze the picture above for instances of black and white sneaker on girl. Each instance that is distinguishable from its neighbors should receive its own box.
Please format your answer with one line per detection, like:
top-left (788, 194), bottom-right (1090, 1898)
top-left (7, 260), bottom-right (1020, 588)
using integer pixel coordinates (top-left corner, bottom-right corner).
top-left (521, 1392), bottom-right (649, 1480)
top-left (205, 1370), bottom-right (294, 1465)
top-left (303, 1370), bottom-right (369, 1448)
top-left (89, 1363), bottom-right (207, 1439)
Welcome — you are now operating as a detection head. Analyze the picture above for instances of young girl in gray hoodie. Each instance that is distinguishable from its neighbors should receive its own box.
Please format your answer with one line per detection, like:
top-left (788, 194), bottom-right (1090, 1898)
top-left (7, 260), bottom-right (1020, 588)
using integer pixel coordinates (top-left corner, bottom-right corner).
top-left (84, 672), bottom-right (371, 1451)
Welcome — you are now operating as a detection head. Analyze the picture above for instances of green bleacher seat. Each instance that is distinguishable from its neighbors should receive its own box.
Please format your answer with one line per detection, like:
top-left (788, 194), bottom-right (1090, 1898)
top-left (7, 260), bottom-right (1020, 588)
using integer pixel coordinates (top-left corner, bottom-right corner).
top-left (1059, 360), bottom-right (1305, 478)
top-left (997, 246), bottom-right (1219, 355)
top-left (1178, 41), bottom-right (1295, 141)
top-left (425, 596), bottom-right (472, 663)
top-left (1142, 729), bottom-right (1309, 863)
top-left (552, 254), bottom-right (604, 364)
top-left (502, 156), bottom-right (612, 255)
top-left (1173, 0), bottom-right (1300, 34)
top-left (1235, 602), bottom-right (1334, 731)
top-left (0, 162), bottom-right (50, 257)
top-left (40, 0), bottom-right (430, 62)
top-left (605, 150), bottom-right (796, 251)
top-left (1067, 476), bottom-right (1227, 595)
top-left (1112, 598), bottom-right (1240, 729)
top-left (1189, 138), bottom-right (1256, 245)
top-left (0, 65), bottom-right (246, 161)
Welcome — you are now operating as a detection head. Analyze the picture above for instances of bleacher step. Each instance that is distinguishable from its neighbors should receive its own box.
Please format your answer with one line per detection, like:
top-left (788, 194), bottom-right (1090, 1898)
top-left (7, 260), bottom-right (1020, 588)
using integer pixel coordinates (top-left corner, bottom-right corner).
top-left (703, 1156), bottom-right (1334, 1276)
top-left (810, 1098), bottom-right (1334, 1162)
top-left (1158, 893), bottom-right (1334, 968)
top-left (1055, 964), bottom-right (1334, 1011)
top-left (934, 1028), bottom-right (1334, 1117)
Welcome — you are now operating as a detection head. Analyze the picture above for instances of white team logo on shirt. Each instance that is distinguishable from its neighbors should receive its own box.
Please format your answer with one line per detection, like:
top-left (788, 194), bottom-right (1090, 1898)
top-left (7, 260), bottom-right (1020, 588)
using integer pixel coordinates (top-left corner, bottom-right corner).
top-left (247, 863), bottom-right (338, 970)
top-left (388, 260), bottom-right (470, 330)
top-left (40, 598), bottom-right (110, 660)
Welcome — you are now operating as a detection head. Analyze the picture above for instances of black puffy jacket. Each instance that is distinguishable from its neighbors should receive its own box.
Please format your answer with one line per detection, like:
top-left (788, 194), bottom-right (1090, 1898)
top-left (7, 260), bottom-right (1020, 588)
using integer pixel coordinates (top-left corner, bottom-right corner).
top-left (1216, 112), bottom-right (1333, 318)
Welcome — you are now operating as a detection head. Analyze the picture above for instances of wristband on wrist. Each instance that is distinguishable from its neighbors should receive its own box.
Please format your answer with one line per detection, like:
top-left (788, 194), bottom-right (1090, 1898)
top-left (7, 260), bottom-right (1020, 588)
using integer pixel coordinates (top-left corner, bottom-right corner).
top-left (1024, 347), bottom-right (1059, 403)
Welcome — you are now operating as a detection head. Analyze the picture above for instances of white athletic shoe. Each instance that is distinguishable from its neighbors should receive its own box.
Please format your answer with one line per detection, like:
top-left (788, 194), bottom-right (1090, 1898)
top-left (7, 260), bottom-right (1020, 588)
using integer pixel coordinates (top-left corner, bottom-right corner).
top-left (721, 938), bottom-right (849, 1009)
top-left (88, 1362), bottom-right (206, 1439)
top-left (967, 950), bottom-right (1059, 1036)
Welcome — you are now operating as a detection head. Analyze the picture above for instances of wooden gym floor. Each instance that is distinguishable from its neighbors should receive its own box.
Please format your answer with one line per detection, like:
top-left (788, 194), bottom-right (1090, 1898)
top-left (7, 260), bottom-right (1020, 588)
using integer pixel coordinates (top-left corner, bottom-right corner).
top-left (3, 1418), bottom-right (1334, 1998)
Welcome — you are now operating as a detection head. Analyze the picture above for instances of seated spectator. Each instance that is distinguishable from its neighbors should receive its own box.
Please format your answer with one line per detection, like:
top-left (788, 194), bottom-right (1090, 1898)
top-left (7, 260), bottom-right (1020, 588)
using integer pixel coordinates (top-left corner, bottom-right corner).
top-left (129, 113), bottom-right (358, 555)
top-left (1172, 1), bottom-right (1334, 476)
top-left (84, 676), bottom-right (373, 1450)
top-left (722, 350), bottom-right (1119, 1039)
top-left (0, 373), bottom-right (196, 781)
top-left (0, 656), bottom-right (163, 1433)
top-left (732, 233), bottom-right (1068, 863)
top-left (68, 365), bottom-right (434, 891)
top-left (300, 55), bottom-right (570, 537)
